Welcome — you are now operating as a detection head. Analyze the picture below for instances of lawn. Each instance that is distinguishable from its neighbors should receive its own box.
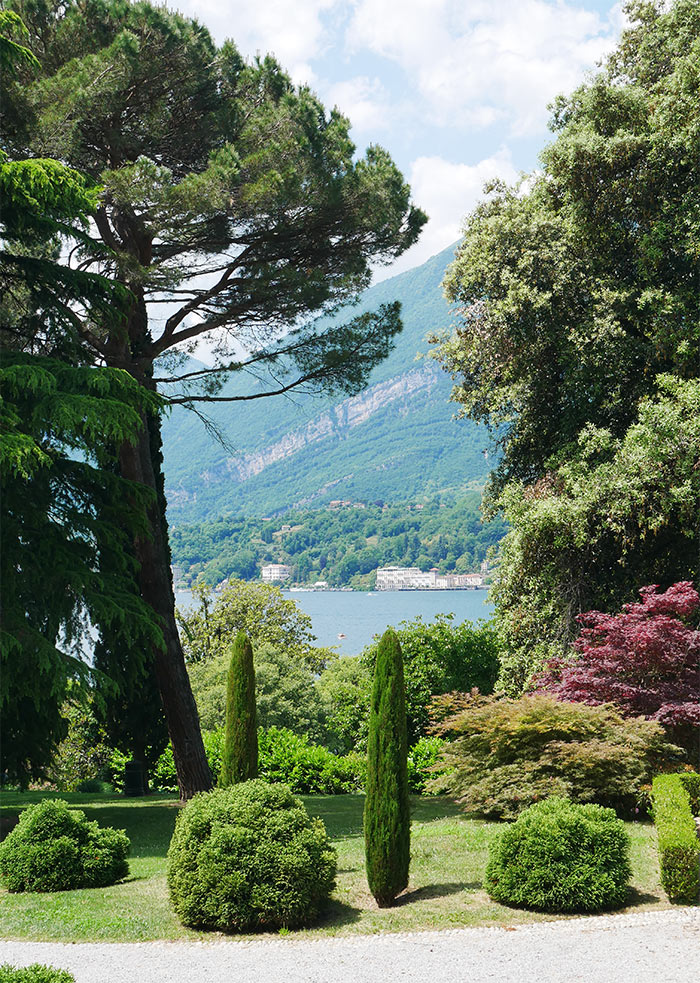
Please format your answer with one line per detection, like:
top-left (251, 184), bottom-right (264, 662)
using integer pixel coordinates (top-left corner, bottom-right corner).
top-left (0, 791), bottom-right (669, 941)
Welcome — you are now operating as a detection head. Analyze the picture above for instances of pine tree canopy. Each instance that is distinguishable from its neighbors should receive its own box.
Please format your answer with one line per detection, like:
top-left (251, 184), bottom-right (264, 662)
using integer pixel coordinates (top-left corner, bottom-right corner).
top-left (2, 0), bottom-right (425, 797)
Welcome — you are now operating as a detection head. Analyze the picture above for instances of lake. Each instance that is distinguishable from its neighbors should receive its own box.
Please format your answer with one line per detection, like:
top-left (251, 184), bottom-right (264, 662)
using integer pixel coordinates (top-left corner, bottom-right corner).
top-left (175, 588), bottom-right (494, 656)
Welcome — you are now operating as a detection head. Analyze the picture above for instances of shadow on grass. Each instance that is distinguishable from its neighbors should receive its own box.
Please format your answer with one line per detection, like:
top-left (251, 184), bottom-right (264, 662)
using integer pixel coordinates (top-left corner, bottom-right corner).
top-left (395, 881), bottom-right (481, 906)
top-left (317, 898), bottom-right (362, 929)
top-left (410, 797), bottom-right (464, 824)
top-left (624, 887), bottom-right (661, 906)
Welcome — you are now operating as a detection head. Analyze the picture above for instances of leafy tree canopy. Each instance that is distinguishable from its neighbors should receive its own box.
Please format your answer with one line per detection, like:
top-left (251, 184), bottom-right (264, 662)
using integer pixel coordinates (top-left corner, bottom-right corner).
top-left (435, 0), bottom-right (699, 497)
top-left (188, 642), bottom-right (328, 743)
top-left (361, 614), bottom-right (501, 745)
top-left (4, 0), bottom-right (426, 406)
top-left (430, 693), bottom-right (680, 819)
top-left (176, 580), bottom-right (332, 672)
top-left (536, 582), bottom-right (700, 757)
top-left (433, 0), bottom-right (700, 689)
top-left (0, 9), bottom-right (162, 783)
top-left (3, 0), bottom-right (426, 797)
top-left (492, 377), bottom-right (700, 692)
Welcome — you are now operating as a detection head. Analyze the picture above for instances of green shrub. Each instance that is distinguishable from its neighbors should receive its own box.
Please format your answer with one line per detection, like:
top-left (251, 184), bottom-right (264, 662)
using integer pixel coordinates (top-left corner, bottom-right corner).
top-left (362, 615), bottom-right (501, 744)
top-left (258, 727), bottom-right (365, 794)
top-left (364, 628), bottom-right (410, 907)
top-left (151, 730), bottom-right (224, 793)
top-left (44, 696), bottom-right (113, 792)
top-left (407, 736), bottom-right (448, 794)
top-left (152, 727), bottom-right (365, 794)
top-left (678, 772), bottom-right (700, 816)
top-left (0, 799), bottom-right (129, 893)
top-left (652, 774), bottom-right (700, 904)
top-left (76, 779), bottom-right (112, 793)
top-left (485, 797), bottom-right (631, 912)
top-left (189, 642), bottom-right (328, 740)
top-left (0, 966), bottom-right (75, 983)
top-left (430, 693), bottom-right (679, 819)
top-left (167, 780), bottom-right (337, 931)
top-left (220, 632), bottom-right (258, 786)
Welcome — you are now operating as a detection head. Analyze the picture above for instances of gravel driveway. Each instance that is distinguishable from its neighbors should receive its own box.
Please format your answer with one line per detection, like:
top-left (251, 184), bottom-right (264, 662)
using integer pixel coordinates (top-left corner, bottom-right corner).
top-left (2, 909), bottom-right (699, 983)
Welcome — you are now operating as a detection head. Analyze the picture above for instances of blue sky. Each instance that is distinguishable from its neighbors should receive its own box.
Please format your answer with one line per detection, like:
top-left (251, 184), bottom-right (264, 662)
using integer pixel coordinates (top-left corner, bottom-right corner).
top-left (177, 0), bottom-right (624, 276)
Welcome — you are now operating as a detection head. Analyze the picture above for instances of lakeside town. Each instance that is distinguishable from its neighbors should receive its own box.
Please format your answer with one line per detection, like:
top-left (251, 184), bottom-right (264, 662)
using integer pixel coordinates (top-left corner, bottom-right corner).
top-left (259, 562), bottom-right (485, 590)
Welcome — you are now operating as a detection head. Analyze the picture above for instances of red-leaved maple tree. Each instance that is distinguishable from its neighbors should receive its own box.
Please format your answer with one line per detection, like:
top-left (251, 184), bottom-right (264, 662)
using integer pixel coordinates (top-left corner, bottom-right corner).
top-left (536, 582), bottom-right (700, 730)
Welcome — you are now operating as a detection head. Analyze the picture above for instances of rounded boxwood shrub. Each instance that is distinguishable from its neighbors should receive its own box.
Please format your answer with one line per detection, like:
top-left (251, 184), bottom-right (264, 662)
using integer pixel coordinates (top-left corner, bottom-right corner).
top-left (485, 797), bottom-right (631, 912)
top-left (0, 966), bottom-right (75, 983)
top-left (167, 780), bottom-right (337, 932)
top-left (0, 799), bottom-right (129, 893)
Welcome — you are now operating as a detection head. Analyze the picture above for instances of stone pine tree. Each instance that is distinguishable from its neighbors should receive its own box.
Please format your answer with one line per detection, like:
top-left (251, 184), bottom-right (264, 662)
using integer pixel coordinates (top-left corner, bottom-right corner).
top-left (220, 632), bottom-right (258, 786)
top-left (364, 627), bottom-right (410, 907)
top-left (4, 0), bottom-right (426, 799)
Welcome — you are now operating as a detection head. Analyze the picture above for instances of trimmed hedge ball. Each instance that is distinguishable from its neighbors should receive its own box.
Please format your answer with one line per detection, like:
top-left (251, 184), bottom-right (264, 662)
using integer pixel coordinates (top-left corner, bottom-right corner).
top-left (0, 799), bottom-right (129, 893)
top-left (167, 780), bottom-right (337, 932)
top-left (485, 796), bottom-right (631, 912)
top-left (0, 966), bottom-right (75, 983)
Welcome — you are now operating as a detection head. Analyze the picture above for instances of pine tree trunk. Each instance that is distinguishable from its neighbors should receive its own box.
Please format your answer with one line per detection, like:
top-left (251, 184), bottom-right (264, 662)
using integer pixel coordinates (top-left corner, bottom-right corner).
top-left (118, 411), bottom-right (213, 800)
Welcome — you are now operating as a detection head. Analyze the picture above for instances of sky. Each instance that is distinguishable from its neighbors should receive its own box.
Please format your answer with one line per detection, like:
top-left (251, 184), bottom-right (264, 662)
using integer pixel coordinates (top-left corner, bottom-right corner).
top-left (175, 0), bottom-right (625, 279)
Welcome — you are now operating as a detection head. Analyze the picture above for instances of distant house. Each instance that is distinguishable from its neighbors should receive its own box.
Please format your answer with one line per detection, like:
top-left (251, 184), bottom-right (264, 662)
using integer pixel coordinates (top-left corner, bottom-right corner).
top-left (261, 563), bottom-right (292, 583)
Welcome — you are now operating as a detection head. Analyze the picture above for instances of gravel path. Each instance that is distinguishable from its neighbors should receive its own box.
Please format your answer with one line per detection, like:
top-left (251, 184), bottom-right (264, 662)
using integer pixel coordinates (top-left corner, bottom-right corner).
top-left (2, 909), bottom-right (699, 983)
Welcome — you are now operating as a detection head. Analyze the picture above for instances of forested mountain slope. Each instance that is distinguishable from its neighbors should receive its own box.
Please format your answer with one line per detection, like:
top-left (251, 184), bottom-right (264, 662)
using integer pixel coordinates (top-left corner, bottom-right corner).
top-left (162, 244), bottom-right (493, 522)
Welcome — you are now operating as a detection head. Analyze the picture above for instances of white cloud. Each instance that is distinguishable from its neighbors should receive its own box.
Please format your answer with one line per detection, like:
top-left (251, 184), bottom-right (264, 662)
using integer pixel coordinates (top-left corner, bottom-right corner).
top-left (177, 0), bottom-right (340, 84)
top-left (325, 75), bottom-right (390, 132)
top-left (347, 0), bottom-right (621, 135)
top-left (377, 148), bottom-right (519, 278)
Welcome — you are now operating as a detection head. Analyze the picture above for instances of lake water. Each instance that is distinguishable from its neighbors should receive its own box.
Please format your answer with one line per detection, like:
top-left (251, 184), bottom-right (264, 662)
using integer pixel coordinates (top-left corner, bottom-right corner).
top-left (175, 589), bottom-right (494, 656)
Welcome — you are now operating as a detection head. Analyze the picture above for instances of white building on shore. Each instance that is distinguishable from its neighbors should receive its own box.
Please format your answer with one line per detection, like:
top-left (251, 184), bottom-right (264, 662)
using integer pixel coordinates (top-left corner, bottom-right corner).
top-left (261, 563), bottom-right (292, 583)
top-left (375, 566), bottom-right (484, 590)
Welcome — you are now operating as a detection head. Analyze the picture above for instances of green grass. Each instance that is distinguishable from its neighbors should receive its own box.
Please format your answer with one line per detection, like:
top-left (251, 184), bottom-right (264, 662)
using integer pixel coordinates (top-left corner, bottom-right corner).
top-left (0, 791), bottom-right (669, 941)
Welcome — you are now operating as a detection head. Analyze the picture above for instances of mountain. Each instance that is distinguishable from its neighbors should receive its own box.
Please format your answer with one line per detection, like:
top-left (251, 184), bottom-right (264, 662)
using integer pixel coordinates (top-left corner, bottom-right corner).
top-left (161, 244), bottom-right (493, 522)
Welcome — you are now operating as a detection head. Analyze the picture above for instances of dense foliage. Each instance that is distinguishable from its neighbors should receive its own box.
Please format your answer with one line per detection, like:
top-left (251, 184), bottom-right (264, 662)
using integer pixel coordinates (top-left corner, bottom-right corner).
top-left (433, 0), bottom-right (700, 687)
top-left (170, 497), bottom-right (505, 588)
top-left (406, 736), bottom-right (448, 795)
top-left (3, 0), bottom-right (424, 798)
top-left (493, 380), bottom-right (700, 692)
top-left (651, 774), bottom-right (700, 904)
top-left (315, 655), bottom-right (372, 754)
top-left (0, 968), bottom-right (74, 983)
top-left (429, 694), bottom-right (678, 819)
top-left (220, 633), bottom-right (258, 786)
top-left (258, 728), bottom-right (366, 794)
top-left (364, 628), bottom-right (410, 907)
top-left (362, 615), bottom-right (500, 744)
top-left (537, 582), bottom-right (700, 757)
top-left (0, 11), bottom-right (167, 787)
top-left (43, 692), bottom-right (112, 792)
top-left (151, 727), bottom-right (367, 796)
top-left (678, 773), bottom-right (700, 816)
top-left (167, 781), bottom-right (337, 931)
top-left (177, 580), bottom-right (320, 666)
top-left (189, 643), bottom-right (327, 740)
top-left (0, 355), bottom-right (160, 785)
top-left (0, 799), bottom-right (129, 893)
top-left (485, 798), bottom-right (631, 912)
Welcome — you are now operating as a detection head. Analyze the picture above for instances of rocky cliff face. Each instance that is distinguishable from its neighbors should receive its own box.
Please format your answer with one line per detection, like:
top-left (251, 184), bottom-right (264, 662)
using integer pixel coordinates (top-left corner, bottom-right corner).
top-left (174, 366), bottom-right (439, 495)
top-left (162, 244), bottom-right (491, 521)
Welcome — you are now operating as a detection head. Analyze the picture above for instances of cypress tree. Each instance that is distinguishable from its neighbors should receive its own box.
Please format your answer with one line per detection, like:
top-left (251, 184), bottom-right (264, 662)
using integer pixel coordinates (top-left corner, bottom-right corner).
top-left (219, 631), bottom-right (258, 786)
top-left (364, 627), bottom-right (410, 906)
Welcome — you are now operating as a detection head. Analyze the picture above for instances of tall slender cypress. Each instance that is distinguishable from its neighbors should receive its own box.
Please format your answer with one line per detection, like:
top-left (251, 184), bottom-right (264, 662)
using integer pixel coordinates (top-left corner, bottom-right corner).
top-left (219, 631), bottom-right (258, 786)
top-left (364, 627), bottom-right (410, 906)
